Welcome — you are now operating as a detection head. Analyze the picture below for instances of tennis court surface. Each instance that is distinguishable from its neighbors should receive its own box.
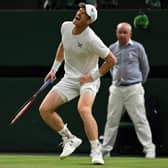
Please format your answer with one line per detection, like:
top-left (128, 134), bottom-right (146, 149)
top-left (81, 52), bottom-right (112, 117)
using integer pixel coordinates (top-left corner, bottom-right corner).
top-left (0, 154), bottom-right (168, 168)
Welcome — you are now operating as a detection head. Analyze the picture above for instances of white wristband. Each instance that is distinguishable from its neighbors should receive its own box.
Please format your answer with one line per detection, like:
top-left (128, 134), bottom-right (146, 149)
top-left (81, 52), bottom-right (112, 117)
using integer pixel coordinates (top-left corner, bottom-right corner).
top-left (90, 70), bottom-right (102, 81)
top-left (51, 60), bottom-right (62, 73)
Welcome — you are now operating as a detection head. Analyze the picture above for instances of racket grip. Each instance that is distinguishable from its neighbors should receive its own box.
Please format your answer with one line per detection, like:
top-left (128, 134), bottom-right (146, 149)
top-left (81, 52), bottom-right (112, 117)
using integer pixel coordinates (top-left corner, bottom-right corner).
top-left (40, 78), bottom-right (52, 90)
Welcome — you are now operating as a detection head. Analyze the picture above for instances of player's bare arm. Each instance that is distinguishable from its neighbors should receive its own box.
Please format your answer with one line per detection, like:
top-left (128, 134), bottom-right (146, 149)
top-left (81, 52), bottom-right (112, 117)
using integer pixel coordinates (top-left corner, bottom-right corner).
top-left (99, 51), bottom-right (117, 75)
top-left (80, 51), bottom-right (117, 84)
top-left (44, 42), bottom-right (64, 82)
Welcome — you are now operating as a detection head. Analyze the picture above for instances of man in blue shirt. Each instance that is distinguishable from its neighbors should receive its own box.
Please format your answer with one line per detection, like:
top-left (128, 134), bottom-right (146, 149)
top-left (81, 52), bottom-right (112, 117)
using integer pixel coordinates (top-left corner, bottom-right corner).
top-left (101, 22), bottom-right (156, 158)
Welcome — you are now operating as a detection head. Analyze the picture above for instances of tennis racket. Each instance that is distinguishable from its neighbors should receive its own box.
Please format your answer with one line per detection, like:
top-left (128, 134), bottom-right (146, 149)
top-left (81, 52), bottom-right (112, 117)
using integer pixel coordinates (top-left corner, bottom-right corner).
top-left (10, 78), bottom-right (52, 125)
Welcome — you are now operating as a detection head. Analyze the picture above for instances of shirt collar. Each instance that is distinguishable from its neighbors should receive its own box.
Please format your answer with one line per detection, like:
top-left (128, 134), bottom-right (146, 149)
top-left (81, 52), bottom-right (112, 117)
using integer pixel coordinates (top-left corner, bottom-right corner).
top-left (117, 39), bottom-right (133, 46)
top-left (128, 39), bottom-right (133, 45)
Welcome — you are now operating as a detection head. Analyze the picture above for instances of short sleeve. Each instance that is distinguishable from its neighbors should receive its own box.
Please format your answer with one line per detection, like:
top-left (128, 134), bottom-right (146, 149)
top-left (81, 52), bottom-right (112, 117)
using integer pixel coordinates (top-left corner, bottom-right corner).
top-left (88, 34), bottom-right (110, 59)
top-left (61, 22), bottom-right (66, 35)
top-left (61, 21), bottom-right (72, 36)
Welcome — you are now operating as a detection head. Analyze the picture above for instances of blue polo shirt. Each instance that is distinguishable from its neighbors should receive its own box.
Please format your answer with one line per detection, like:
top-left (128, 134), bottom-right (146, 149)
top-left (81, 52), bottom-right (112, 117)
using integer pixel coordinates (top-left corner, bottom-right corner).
top-left (109, 39), bottom-right (150, 86)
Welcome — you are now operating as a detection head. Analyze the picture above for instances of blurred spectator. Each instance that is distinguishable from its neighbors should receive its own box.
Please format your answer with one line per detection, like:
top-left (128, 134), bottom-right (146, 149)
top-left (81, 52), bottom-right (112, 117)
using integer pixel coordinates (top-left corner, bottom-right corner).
top-left (43, 0), bottom-right (97, 10)
top-left (145, 0), bottom-right (161, 9)
top-left (160, 0), bottom-right (168, 8)
top-left (98, 0), bottom-right (119, 9)
top-left (74, 0), bottom-right (97, 8)
top-left (85, 0), bottom-right (98, 7)
top-left (43, 0), bottom-right (69, 9)
top-left (0, 0), bottom-right (45, 9)
top-left (0, 0), bottom-right (166, 10)
top-left (117, 0), bottom-right (146, 9)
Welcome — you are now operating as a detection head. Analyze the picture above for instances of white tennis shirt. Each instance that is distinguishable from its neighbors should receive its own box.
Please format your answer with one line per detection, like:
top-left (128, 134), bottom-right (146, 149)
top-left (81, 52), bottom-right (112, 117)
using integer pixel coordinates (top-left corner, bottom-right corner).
top-left (61, 21), bottom-right (110, 78)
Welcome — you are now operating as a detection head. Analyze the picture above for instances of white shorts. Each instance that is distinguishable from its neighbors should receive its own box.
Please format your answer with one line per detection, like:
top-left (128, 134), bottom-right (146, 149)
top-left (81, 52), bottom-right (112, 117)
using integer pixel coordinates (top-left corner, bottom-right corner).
top-left (51, 76), bottom-right (100, 102)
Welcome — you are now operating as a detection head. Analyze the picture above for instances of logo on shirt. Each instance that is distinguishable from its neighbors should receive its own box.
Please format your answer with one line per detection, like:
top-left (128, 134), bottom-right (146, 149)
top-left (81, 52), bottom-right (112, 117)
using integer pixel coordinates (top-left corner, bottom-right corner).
top-left (77, 41), bottom-right (83, 48)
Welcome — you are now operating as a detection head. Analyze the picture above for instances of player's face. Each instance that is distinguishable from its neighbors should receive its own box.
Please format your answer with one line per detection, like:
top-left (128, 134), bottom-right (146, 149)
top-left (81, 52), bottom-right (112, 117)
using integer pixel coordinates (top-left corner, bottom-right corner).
top-left (73, 7), bottom-right (91, 27)
top-left (116, 26), bottom-right (132, 46)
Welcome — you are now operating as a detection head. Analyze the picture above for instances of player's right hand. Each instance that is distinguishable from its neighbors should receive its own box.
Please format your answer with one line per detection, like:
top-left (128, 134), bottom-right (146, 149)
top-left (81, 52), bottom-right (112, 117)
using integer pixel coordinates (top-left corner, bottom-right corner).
top-left (80, 73), bottom-right (93, 84)
top-left (44, 70), bottom-right (56, 83)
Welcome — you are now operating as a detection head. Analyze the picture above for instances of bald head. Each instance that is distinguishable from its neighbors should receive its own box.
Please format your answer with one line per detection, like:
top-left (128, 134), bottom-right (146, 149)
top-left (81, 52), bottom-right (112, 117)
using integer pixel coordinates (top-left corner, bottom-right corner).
top-left (116, 22), bottom-right (132, 46)
top-left (117, 22), bottom-right (132, 32)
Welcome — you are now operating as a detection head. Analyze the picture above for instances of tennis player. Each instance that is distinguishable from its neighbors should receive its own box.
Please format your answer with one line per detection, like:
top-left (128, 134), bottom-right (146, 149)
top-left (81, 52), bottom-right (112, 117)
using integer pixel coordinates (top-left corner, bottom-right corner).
top-left (39, 2), bottom-right (117, 165)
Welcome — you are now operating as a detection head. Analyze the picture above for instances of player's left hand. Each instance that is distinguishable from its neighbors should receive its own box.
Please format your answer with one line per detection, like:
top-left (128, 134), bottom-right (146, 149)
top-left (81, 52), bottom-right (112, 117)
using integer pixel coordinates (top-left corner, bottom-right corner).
top-left (80, 74), bottom-right (93, 84)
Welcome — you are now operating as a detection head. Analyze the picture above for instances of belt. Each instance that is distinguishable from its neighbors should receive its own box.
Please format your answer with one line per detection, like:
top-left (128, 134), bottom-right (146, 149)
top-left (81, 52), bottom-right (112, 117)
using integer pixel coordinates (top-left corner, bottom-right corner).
top-left (119, 82), bottom-right (140, 86)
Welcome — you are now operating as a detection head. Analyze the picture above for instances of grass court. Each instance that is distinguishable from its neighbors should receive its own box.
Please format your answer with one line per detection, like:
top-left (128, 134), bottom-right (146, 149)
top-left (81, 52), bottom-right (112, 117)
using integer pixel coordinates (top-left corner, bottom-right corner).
top-left (0, 154), bottom-right (168, 168)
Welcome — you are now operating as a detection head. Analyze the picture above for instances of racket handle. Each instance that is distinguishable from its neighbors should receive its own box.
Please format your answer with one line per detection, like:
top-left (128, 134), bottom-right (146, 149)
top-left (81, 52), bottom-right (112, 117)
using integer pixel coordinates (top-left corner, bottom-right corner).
top-left (32, 78), bottom-right (53, 98)
top-left (40, 78), bottom-right (52, 90)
